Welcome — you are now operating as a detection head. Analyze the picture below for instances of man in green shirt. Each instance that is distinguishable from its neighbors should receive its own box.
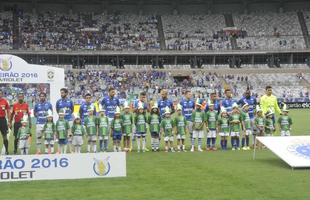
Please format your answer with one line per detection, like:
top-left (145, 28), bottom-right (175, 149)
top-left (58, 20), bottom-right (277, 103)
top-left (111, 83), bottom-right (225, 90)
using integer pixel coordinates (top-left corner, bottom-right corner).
top-left (278, 104), bottom-right (292, 136)
top-left (84, 106), bottom-right (97, 153)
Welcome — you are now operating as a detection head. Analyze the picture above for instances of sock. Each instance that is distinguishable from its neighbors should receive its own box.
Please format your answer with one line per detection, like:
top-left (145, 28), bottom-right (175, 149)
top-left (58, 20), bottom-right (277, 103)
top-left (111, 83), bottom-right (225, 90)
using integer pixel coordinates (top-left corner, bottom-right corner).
top-left (151, 138), bottom-right (155, 150)
top-left (37, 143), bottom-right (41, 152)
top-left (236, 138), bottom-right (240, 148)
top-left (232, 138), bottom-right (236, 148)
top-left (246, 136), bottom-right (249, 147)
top-left (3, 139), bottom-right (8, 153)
top-left (155, 138), bottom-right (159, 149)
top-left (104, 140), bottom-right (108, 151)
top-left (224, 140), bottom-right (228, 149)
top-left (220, 139), bottom-right (224, 149)
top-left (87, 144), bottom-right (91, 152)
top-left (137, 138), bottom-right (141, 151)
top-left (45, 148), bottom-right (48, 154)
top-left (14, 138), bottom-right (18, 153)
top-left (191, 137), bottom-right (195, 146)
top-left (78, 146), bottom-right (81, 153)
top-left (64, 145), bottom-right (67, 154)
top-left (99, 140), bottom-right (103, 151)
top-left (182, 145), bottom-right (185, 150)
top-left (198, 138), bottom-right (202, 148)
top-left (241, 138), bottom-right (245, 147)
top-left (25, 148), bottom-right (29, 155)
top-left (231, 137), bottom-right (233, 147)
top-left (207, 138), bottom-right (211, 148)
top-left (177, 144), bottom-right (180, 150)
top-left (51, 146), bottom-right (54, 153)
top-left (142, 138), bottom-right (146, 150)
top-left (113, 145), bottom-right (117, 152)
top-left (93, 144), bottom-right (97, 152)
top-left (211, 138), bottom-right (216, 147)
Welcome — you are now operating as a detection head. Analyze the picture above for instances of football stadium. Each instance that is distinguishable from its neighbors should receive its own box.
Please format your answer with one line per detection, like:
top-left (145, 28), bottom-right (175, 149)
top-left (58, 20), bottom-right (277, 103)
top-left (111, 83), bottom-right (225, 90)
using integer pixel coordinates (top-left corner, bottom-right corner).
top-left (0, 0), bottom-right (310, 199)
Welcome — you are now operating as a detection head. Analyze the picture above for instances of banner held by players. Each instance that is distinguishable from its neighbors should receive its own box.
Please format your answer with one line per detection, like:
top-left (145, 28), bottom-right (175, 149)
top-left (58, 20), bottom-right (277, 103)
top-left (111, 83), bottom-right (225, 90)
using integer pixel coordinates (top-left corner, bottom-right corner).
top-left (0, 152), bottom-right (126, 182)
top-left (254, 136), bottom-right (310, 168)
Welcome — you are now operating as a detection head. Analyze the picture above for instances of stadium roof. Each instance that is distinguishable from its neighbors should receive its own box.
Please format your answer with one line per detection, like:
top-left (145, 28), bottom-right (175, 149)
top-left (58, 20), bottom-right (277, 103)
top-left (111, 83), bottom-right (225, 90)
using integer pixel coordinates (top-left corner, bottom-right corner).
top-left (1, 0), bottom-right (309, 5)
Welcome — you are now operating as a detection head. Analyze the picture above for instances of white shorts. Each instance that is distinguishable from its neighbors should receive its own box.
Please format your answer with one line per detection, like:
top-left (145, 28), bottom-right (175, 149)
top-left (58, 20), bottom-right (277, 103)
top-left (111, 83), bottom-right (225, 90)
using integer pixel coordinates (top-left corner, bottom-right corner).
top-left (207, 130), bottom-right (217, 138)
top-left (72, 135), bottom-right (83, 146)
top-left (19, 139), bottom-right (30, 149)
top-left (186, 121), bottom-right (193, 134)
top-left (177, 134), bottom-right (186, 140)
top-left (245, 130), bottom-right (252, 136)
top-left (192, 130), bottom-right (204, 139)
top-left (36, 124), bottom-right (44, 138)
top-left (88, 135), bottom-right (97, 142)
top-left (164, 136), bottom-right (174, 142)
top-left (219, 132), bottom-right (229, 137)
top-left (98, 135), bottom-right (109, 140)
top-left (44, 139), bottom-right (55, 145)
top-left (230, 132), bottom-right (240, 137)
top-left (281, 130), bottom-right (290, 136)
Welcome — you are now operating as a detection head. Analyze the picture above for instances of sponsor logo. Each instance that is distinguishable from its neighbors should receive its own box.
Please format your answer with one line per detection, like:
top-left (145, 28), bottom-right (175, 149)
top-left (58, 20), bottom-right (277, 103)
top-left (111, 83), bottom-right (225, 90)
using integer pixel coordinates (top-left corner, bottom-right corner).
top-left (93, 157), bottom-right (111, 176)
top-left (0, 57), bottom-right (13, 71)
top-left (287, 143), bottom-right (310, 159)
top-left (47, 70), bottom-right (55, 80)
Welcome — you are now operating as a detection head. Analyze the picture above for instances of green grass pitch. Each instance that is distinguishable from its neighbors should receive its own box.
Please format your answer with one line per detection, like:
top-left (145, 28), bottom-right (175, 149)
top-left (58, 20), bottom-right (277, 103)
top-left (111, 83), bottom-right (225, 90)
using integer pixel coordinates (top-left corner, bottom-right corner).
top-left (0, 110), bottom-right (310, 200)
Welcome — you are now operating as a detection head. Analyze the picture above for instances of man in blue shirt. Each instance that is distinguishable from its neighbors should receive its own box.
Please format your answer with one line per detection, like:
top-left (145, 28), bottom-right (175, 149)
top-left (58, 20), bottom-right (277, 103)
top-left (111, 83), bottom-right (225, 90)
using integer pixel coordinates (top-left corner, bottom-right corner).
top-left (133, 92), bottom-right (149, 112)
top-left (101, 87), bottom-right (120, 123)
top-left (180, 90), bottom-right (195, 135)
top-left (33, 92), bottom-right (53, 154)
top-left (205, 90), bottom-right (221, 114)
top-left (56, 88), bottom-right (74, 153)
top-left (238, 89), bottom-right (257, 121)
top-left (221, 89), bottom-right (237, 115)
top-left (157, 89), bottom-right (174, 119)
top-left (79, 93), bottom-right (96, 124)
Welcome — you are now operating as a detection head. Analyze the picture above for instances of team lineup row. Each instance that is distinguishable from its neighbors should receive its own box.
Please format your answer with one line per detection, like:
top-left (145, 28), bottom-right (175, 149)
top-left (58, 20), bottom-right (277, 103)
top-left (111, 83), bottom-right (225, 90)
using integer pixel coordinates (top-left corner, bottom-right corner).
top-left (0, 87), bottom-right (292, 155)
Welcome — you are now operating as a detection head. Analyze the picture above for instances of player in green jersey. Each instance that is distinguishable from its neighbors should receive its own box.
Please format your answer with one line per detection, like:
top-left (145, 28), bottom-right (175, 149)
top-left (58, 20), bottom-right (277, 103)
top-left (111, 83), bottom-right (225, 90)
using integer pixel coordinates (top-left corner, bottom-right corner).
top-left (229, 103), bottom-right (242, 150)
top-left (122, 102), bottom-right (134, 152)
top-left (17, 117), bottom-right (31, 155)
top-left (42, 110), bottom-right (56, 154)
top-left (241, 103), bottom-right (252, 150)
top-left (174, 104), bottom-right (187, 152)
top-left (160, 106), bottom-right (175, 152)
top-left (205, 101), bottom-right (218, 151)
top-left (110, 106), bottom-right (123, 152)
top-left (191, 99), bottom-right (205, 152)
top-left (265, 110), bottom-right (275, 136)
top-left (96, 105), bottom-right (109, 152)
top-left (278, 104), bottom-right (293, 136)
top-left (56, 109), bottom-right (70, 154)
top-left (134, 102), bottom-right (148, 153)
top-left (72, 114), bottom-right (86, 153)
top-left (254, 105), bottom-right (265, 149)
top-left (149, 103), bottom-right (160, 152)
top-left (218, 107), bottom-right (229, 150)
top-left (84, 106), bottom-right (97, 153)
